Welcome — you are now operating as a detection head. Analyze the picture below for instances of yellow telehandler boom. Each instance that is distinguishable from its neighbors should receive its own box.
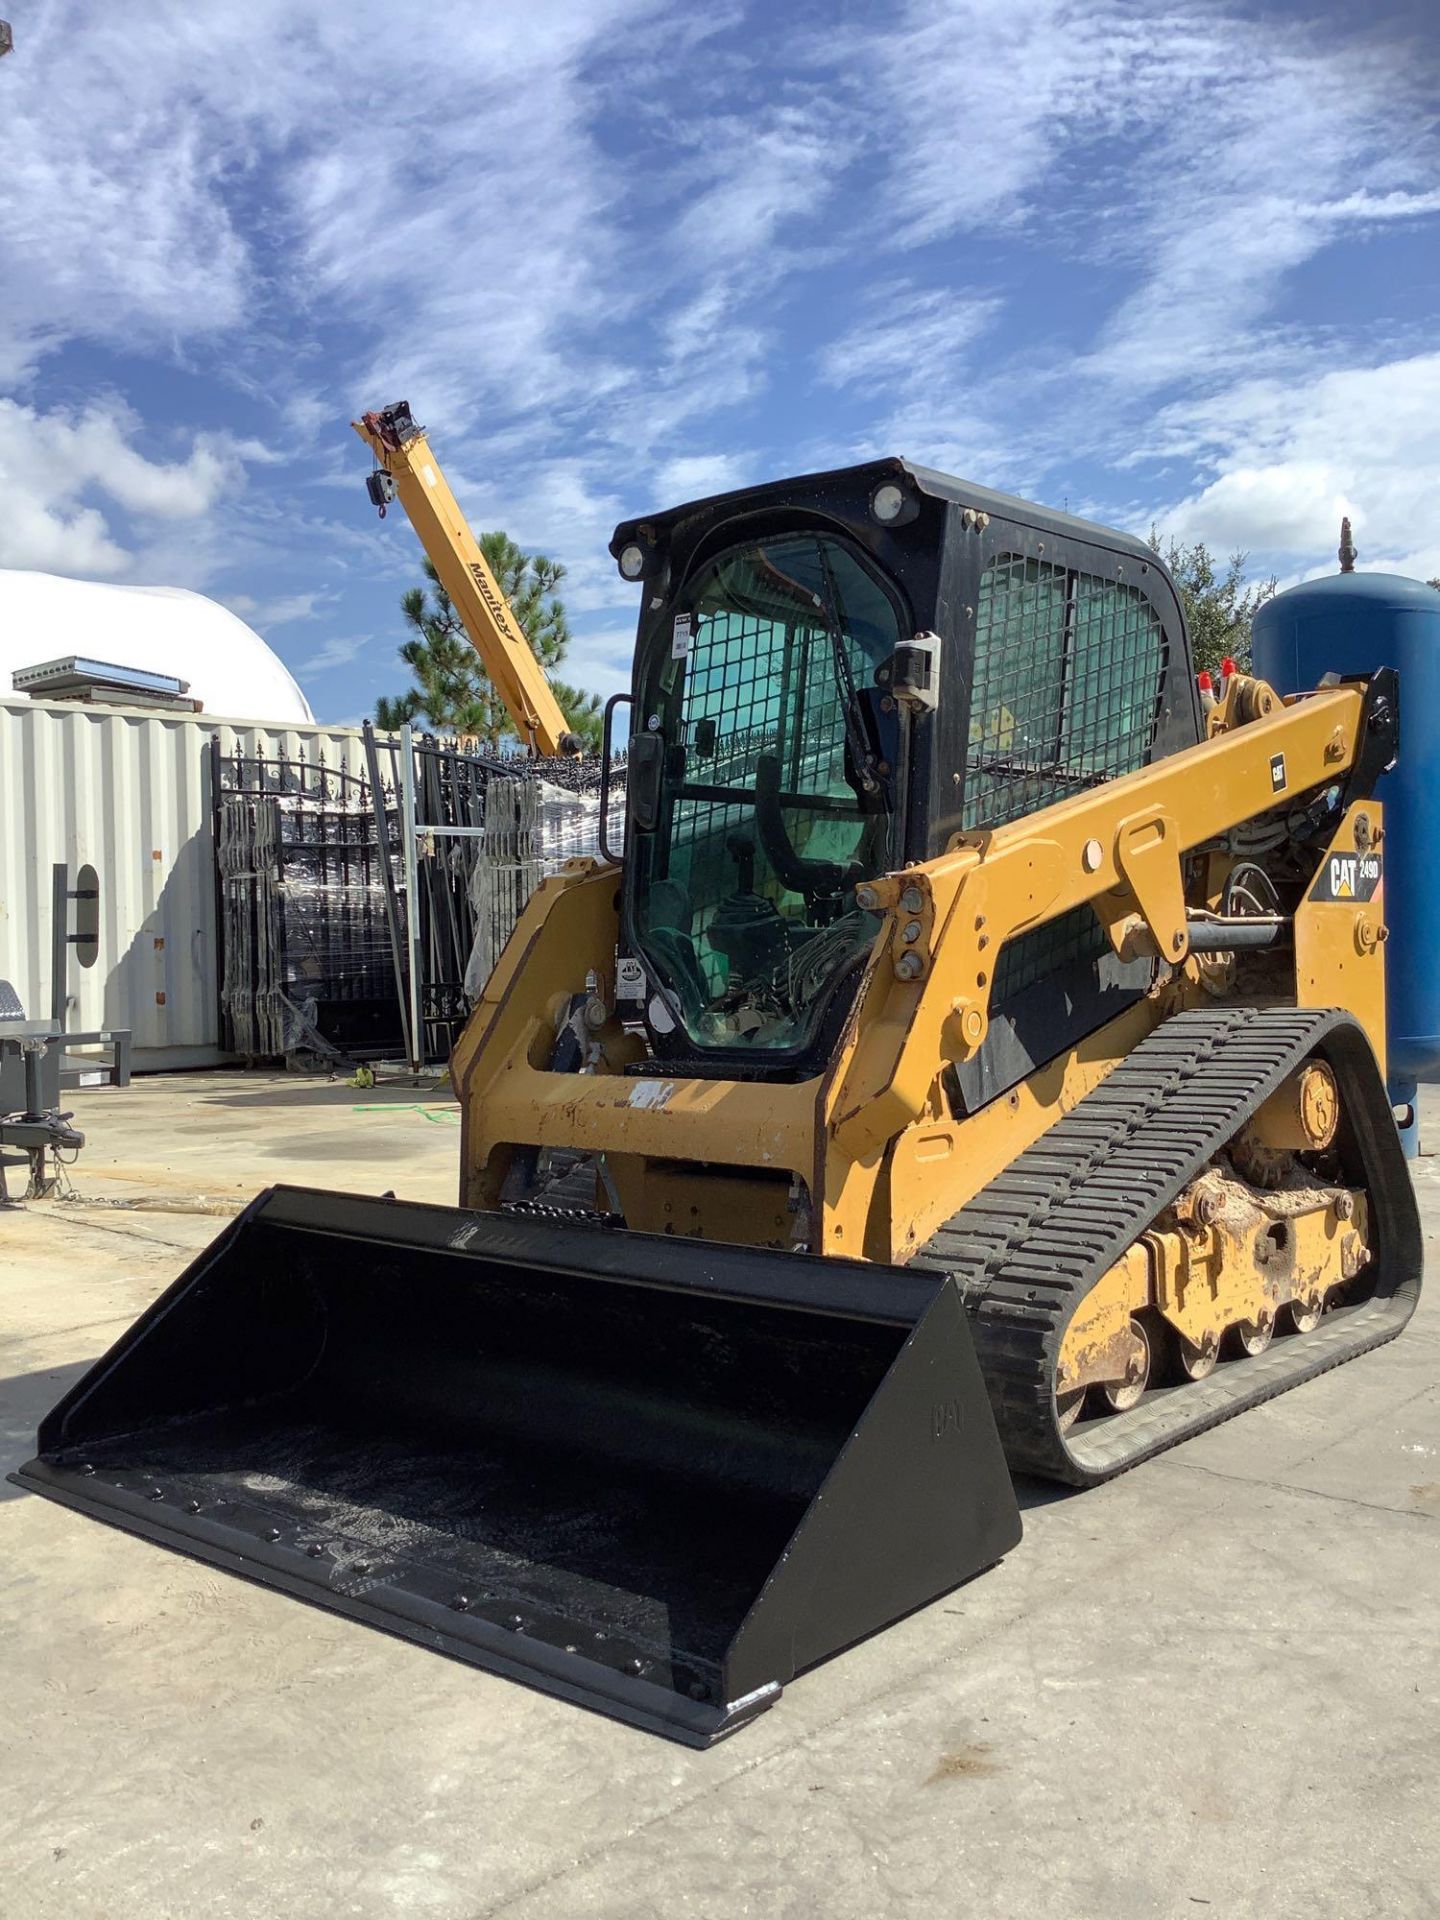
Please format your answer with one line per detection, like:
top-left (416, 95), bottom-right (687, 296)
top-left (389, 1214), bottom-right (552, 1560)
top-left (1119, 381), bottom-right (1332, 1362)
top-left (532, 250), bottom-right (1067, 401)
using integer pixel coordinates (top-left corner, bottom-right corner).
top-left (353, 401), bottom-right (581, 756)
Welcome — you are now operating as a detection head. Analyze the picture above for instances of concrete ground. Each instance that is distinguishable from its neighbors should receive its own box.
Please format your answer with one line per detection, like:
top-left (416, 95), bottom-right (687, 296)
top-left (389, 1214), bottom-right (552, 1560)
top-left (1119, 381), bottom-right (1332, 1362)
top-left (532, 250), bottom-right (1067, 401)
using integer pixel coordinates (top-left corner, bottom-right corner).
top-left (1, 1069), bottom-right (1436, 1920)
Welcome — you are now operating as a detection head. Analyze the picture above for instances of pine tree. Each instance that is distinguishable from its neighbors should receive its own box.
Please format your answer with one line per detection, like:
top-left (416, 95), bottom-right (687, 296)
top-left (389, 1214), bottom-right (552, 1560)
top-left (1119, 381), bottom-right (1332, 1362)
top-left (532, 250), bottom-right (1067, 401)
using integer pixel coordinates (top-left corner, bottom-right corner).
top-left (375, 534), bottom-right (602, 750)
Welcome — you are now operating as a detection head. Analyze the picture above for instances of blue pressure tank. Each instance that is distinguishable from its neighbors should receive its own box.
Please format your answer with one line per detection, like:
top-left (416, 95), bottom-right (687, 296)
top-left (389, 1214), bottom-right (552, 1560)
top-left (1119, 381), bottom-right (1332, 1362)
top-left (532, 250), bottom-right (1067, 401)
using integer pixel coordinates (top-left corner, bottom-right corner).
top-left (1251, 565), bottom-right (1440, 1142)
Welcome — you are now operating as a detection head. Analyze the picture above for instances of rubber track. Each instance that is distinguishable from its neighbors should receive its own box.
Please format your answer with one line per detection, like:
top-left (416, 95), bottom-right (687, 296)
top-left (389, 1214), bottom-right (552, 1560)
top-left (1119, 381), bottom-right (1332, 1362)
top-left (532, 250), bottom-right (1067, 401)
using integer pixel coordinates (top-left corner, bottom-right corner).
top-left (911, 1006), bottom-right (1423, 1487)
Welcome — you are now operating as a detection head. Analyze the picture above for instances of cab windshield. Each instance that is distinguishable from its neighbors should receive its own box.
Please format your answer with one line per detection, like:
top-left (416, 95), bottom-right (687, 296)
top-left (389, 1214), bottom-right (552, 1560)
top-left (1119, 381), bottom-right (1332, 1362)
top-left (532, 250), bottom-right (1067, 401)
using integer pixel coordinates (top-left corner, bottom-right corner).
top-left (631, 532), bottom-right (902, 1053)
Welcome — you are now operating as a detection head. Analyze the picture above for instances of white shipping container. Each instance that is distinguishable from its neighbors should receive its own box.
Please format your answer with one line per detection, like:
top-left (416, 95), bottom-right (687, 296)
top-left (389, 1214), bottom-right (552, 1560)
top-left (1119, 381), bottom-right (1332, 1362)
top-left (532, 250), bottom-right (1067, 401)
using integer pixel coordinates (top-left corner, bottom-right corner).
top-left (0, 697), bottom-right (373, 1068)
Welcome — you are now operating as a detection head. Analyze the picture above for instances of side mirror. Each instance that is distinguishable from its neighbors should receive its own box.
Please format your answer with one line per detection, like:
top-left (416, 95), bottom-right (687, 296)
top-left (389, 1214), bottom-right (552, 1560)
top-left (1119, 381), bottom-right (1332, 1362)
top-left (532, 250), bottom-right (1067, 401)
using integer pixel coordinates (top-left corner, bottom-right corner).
top-left (627, 733), bottom-right (664, 833)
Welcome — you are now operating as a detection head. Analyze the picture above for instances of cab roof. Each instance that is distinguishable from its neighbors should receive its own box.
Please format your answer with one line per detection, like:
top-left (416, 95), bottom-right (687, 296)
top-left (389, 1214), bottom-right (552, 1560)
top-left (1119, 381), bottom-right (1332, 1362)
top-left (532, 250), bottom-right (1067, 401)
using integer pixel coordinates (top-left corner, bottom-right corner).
top-left (610, 456), bottom-right (1157, 568)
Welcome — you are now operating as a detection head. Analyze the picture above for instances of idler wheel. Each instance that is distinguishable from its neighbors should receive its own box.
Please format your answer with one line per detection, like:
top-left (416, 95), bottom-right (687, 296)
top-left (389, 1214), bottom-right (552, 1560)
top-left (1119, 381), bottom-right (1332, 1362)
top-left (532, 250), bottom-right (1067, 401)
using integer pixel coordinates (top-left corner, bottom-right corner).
top-left (1231, 1310), bottom-right (1275, 1358)
top-left (1101, 1317), bottom-right (1153, 1413)
top-left (1056, 1386), bottom-right (1087, 1433)
top-left (1176, 1328), bottom-right (1220, 1381)
top-left (1288, 1292), bottom-right (1325, 1335)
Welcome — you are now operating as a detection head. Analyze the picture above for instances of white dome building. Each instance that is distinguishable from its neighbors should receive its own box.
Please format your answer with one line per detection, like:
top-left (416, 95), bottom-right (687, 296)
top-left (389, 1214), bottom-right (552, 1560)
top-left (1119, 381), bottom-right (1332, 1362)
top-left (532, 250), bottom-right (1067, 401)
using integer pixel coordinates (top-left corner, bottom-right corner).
top-left (0, 568), bottom-right (314, 723)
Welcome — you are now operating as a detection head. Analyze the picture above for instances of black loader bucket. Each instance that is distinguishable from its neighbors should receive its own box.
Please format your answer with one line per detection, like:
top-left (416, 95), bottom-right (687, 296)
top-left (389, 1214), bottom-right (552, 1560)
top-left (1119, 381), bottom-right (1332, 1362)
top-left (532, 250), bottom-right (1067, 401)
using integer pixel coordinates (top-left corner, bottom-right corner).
top-left (12, 1187), bottom-right (1021, 1745)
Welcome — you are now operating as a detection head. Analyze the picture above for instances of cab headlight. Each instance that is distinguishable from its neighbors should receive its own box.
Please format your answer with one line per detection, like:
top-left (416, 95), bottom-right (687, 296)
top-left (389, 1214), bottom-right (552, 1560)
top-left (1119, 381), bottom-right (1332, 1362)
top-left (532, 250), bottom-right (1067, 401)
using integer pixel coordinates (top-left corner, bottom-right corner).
top-left (870, 482), bottom-right (907, 524)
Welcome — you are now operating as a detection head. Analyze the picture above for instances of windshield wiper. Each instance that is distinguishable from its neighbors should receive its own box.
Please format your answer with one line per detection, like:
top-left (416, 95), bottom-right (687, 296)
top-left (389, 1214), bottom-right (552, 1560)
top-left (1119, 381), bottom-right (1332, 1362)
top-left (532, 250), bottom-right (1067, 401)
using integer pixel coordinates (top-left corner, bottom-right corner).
top-left (813, 539), bottom-right (881, 799)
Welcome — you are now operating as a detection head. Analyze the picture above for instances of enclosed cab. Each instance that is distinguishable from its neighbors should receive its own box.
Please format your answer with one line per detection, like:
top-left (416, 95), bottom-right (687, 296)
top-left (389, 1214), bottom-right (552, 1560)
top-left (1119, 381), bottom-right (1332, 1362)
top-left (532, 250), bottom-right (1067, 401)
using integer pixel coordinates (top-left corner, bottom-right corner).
top-left (609, 459), bottom-right (1201, 1104)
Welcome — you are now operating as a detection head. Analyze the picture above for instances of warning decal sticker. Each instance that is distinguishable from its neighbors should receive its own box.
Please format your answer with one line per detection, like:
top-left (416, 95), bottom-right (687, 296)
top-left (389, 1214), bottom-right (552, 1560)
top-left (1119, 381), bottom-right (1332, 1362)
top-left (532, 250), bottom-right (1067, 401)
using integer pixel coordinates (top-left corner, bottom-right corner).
top-left (1310, 850), bottom-right (1383, 904)
top-left (671, 613), bottom-right (693, 660)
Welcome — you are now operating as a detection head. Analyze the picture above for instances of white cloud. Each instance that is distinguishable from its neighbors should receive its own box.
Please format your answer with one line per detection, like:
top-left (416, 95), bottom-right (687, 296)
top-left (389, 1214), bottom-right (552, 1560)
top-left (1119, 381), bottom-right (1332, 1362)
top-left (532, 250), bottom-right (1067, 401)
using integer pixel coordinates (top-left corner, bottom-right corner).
top-left (590, 100), bottom-right (849, 462)
top-left (300, 634), bottom-right (369, 674)
top-left (6, 0), bottom-right (1439, 690)
top-left (650, 453), bottom-right (753, 501)
top-left (824, 0), bottom-right (1124, 246)
top-left (0, 397), bottom-right (251, 575)
top-left (1155, 464), bottom-right (1358, 557)
top-left (837, 1), bottom-right (1440, 401)
top-left (806, 286), bottom-right (1012, 483)
top-left (1084, 32), bottom-right (1440, 394)
top-left (0, 8), bottom-right (254, 382)
top-left (0, 2), bottom-right (662, 414)
top-left (226, 589), bottom-right (333, 629)
top-left (308, 9), bottom-right (653, 432)
top-left (1316, 189), bottom-right (1440, 223)
top-left (819, 292), bottom-right (996, 391)
top-left (1148, 353), bottom-right (1440, 579)
top-left (669, 107), bottom-right (837, 264)
top-left (818, 0), bottom-right (1440, 493)
top-left (0, 4), bottom-right (842, 523)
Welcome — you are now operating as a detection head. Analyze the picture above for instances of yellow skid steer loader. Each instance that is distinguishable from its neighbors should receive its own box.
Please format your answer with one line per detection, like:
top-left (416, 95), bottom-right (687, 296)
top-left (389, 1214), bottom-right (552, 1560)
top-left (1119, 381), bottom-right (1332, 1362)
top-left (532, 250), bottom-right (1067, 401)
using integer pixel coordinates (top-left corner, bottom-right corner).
top-left (16, 453), bottom-right (1421, 1745)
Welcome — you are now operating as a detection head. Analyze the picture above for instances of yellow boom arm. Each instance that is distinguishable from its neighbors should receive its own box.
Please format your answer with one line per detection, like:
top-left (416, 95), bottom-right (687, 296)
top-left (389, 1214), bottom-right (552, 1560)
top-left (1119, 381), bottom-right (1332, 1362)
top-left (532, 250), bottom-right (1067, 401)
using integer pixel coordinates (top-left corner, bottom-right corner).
top-left (354, 403), bottom-right (579, 756)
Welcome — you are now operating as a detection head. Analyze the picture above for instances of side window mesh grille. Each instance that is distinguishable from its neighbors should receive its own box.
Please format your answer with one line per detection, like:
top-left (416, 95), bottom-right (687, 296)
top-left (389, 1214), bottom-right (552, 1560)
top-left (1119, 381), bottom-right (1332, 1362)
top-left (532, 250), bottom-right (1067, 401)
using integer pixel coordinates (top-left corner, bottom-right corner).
top-left (966, 554), bottom-right (1168, 1006)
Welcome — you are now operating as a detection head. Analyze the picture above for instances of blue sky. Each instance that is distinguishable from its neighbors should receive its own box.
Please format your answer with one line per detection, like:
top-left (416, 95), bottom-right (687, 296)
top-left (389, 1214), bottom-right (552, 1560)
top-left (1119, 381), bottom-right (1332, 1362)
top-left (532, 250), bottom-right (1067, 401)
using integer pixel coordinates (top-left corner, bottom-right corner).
top-left (2, 0), bottom-right (1438, 722)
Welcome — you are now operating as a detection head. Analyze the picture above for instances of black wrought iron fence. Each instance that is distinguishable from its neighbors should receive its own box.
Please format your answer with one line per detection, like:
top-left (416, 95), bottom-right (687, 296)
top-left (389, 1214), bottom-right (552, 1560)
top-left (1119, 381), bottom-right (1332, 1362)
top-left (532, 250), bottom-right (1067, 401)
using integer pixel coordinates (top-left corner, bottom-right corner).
top-left (212, 733), bottom-right (625, 1071)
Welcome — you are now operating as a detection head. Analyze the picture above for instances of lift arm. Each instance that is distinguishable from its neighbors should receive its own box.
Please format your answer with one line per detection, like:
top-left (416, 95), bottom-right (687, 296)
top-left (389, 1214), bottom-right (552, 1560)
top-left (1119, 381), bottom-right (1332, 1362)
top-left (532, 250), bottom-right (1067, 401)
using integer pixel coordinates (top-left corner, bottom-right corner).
top-left (354, 402), bottom-right (580, 756)
top-left (828, 673), bottom-right (1393, 1157)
